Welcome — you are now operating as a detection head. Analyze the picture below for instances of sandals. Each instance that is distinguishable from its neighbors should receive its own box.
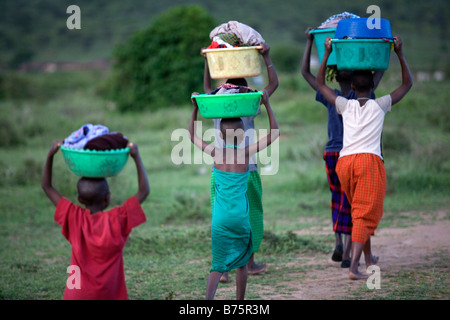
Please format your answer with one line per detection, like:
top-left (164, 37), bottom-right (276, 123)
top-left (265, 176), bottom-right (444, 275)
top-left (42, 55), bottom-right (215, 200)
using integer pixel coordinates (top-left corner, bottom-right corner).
top-left (331, 245), bottom-right (343, 262)
top-left (340, 259), bottom-right (351, 268)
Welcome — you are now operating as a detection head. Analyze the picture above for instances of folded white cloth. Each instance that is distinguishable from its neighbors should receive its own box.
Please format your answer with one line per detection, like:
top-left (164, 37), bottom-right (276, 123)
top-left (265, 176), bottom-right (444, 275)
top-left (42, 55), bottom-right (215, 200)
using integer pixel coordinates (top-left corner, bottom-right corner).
top-left (216, 87), bottom-right (240, 95)
top-left (212, 36), bottom-right (234, 48)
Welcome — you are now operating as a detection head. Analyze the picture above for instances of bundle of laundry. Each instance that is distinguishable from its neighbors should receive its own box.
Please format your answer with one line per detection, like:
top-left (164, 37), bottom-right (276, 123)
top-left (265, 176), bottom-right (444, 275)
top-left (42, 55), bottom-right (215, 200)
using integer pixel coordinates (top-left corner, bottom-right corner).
top-left (208, 83), bottom-right (256, 95)
top-left (63, 124), bottom-right (128, 151)
top-left (207, 21), bottom-right (265, 49)
top-left (317, 11), bottom-right (360, 29)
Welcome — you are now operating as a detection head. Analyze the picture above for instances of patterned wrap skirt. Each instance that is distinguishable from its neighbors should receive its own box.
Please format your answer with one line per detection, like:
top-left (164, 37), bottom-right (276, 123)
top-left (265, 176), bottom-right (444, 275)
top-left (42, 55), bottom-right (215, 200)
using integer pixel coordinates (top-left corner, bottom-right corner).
top-left (324, 152), bottom-right (352, 235)
top-left (336, 153), bottom-right (386, 243)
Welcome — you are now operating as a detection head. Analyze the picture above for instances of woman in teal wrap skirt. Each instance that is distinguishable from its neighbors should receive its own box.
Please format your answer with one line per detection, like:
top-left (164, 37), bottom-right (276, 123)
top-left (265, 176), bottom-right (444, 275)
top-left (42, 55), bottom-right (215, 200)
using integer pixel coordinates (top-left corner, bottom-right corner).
top-left (211, 167), bottom-right (253, 274)
top-left (189, 90), bottom-right (279, 300)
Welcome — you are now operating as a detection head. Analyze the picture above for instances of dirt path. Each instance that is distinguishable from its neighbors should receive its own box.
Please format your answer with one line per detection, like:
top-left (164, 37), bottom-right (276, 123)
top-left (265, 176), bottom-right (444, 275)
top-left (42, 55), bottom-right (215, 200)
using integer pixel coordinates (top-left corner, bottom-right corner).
top-left (212, 211), bottom-right (449, 300)
top-left (263, 212), bottom-right (449, 299)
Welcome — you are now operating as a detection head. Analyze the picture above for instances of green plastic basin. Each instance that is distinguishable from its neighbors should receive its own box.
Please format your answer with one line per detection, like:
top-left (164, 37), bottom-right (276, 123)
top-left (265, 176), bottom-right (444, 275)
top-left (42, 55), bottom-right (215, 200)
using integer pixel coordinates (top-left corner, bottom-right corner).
top-left (193, 92), bottom-right (263, 119)
top-left (60, 145), bottom-right (130, 178)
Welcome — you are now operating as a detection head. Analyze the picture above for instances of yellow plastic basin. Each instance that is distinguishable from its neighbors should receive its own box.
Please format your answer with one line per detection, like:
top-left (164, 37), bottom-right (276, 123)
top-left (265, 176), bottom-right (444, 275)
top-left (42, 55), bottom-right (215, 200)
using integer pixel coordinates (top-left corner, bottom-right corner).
top-left (203, 46), bottom-right (262, 79)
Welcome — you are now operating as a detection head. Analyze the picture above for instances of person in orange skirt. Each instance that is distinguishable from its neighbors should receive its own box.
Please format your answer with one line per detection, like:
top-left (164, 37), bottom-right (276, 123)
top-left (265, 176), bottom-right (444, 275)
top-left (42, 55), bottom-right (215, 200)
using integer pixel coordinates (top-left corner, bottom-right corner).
top-left (301, 27), bottom-right (384, 268)
top-left (316, 36), bottom-right (413, 279)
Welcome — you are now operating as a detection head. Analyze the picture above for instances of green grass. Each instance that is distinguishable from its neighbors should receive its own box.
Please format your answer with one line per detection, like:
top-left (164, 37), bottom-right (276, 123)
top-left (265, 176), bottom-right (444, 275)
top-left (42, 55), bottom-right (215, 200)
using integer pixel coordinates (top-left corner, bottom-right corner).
top-left (0, 68), bottom-right (449, 300)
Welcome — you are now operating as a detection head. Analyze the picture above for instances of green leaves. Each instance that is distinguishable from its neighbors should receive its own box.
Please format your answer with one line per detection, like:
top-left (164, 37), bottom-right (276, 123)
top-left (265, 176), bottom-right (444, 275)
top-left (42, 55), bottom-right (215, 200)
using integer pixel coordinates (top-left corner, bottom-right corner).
top-left (109, 5), bottom-right (216, 112)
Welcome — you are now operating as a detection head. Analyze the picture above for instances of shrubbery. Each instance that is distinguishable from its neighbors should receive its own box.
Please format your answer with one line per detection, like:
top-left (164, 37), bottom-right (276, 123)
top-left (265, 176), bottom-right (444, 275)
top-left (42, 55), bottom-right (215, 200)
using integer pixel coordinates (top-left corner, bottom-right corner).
top-left (108, 5), bottom-right (216, 112)
top-left (270, 44), bottom-right (302, 74)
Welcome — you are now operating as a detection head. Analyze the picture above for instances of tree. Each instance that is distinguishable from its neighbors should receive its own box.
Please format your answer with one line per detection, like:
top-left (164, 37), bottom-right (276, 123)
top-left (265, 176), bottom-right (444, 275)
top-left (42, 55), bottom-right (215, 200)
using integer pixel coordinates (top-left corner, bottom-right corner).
top-left (109, 5), bottom-right (216, 112)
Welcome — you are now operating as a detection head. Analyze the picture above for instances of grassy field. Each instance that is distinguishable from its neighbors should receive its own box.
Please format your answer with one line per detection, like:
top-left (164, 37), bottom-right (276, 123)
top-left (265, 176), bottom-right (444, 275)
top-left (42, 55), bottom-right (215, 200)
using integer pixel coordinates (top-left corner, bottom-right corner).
top-left (0, 64), bottom-right (449, 301)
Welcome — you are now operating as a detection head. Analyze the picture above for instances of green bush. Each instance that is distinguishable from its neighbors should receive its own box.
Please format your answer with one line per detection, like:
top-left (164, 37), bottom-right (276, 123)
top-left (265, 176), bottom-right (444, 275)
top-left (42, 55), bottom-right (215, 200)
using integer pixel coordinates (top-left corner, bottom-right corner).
top-left (270, 44), bottom-right (302, 74)
top-left (108, 5), bottom-right (216, 112)
top-left (0, 73), bottom-right (33, 100)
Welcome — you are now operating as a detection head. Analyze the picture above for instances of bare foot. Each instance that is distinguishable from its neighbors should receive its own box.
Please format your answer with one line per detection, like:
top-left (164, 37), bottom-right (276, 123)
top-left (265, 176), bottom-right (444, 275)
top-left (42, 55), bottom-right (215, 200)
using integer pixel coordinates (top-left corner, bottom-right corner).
top-left (248, 263), bottom-right (266, 275)
top-left (219, 272), bottom-right (230, 283)
top-left (366, 254), bottom-right (379, 268)
top-left (349, 270), bottom-right (369, 280)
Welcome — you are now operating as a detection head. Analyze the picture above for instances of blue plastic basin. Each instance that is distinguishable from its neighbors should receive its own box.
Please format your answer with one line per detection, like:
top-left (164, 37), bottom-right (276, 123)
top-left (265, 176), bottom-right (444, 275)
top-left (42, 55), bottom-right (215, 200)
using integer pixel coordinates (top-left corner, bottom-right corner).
top-left (335, 18), bottom-right (393, 39)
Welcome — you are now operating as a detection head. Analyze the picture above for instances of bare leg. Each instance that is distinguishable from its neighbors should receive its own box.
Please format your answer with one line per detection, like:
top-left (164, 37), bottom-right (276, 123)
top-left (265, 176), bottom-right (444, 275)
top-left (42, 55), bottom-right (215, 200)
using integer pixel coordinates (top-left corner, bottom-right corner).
top-left (206, 271), bottom-right (223, 300)
top-left (343, 234), bottom-right (351, 261)
top-left (236, 265), bottom-right (248, 300)
top-left (335, 232), bottom-right (343, 246)
top-left (363, 237), bottom-right (379, 268)
top-left (247, 253), bottom-right (266, 274)
top-left (348, 241), bottom-right (368, 280)
top-left (340, 233), bottom-right (352, 268)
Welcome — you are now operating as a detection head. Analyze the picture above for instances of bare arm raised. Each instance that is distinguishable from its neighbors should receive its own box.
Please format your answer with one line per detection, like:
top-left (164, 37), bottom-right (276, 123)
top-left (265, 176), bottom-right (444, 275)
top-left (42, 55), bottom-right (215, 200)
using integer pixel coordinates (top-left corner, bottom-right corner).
top-left (389, 36), bottom-right (413, 105)
top-left (189, 94), bottom-right (215, 157)
top-left (128, 142), bottom-right (150, 204)
top-left (259, 43), bottom-right (279, 97)
top-left (301, 27), bottom-right (318, 91)
top-left (201, 48), bottom-right (213, 93)
top-left (316, 37), bottom-right (338, 106)
top-left (41, 140), bottom-right (64, 206)
top-left (247, 90), bottom-right (279, 157)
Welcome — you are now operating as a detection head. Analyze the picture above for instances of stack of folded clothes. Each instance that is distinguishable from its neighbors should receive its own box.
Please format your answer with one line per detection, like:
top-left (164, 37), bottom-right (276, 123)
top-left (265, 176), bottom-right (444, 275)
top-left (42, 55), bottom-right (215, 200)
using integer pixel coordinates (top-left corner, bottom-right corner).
top-left (208, 83), bottom-right (256, 95)
top-left (63, 124), bottom-right (129, 151)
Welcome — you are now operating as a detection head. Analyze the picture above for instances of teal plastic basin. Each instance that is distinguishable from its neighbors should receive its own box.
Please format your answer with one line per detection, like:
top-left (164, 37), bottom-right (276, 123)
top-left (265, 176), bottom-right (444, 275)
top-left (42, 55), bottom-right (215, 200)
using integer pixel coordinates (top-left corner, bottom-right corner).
top-left (309, 28), bottom-right (336, 66)
top-left (60, 145), bottom-right (130, 178)
top-left (332, 39), bottom-right (393, 70)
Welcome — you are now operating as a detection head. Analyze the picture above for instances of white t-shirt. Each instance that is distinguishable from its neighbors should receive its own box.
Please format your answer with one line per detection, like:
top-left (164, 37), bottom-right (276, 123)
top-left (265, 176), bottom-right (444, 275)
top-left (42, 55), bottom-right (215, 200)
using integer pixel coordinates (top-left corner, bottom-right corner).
top-left (335, 95), bottom-right (392, 159)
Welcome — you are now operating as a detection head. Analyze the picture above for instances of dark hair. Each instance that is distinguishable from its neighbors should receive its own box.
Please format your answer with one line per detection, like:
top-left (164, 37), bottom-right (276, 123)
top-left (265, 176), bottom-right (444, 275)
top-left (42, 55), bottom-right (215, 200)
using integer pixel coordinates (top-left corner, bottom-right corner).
top-left (220, 118), bottom-right (244, 146)
top-left (335, 70), bottom-right (354, 83)
top-left (226, 78), bottom-right (248, 87)
top-left (220, 117), bottom-right (243, 134)
top-left (352, 70), bottom-right (374, 91)
top-left (77, 177), bottom-right (109, 205)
